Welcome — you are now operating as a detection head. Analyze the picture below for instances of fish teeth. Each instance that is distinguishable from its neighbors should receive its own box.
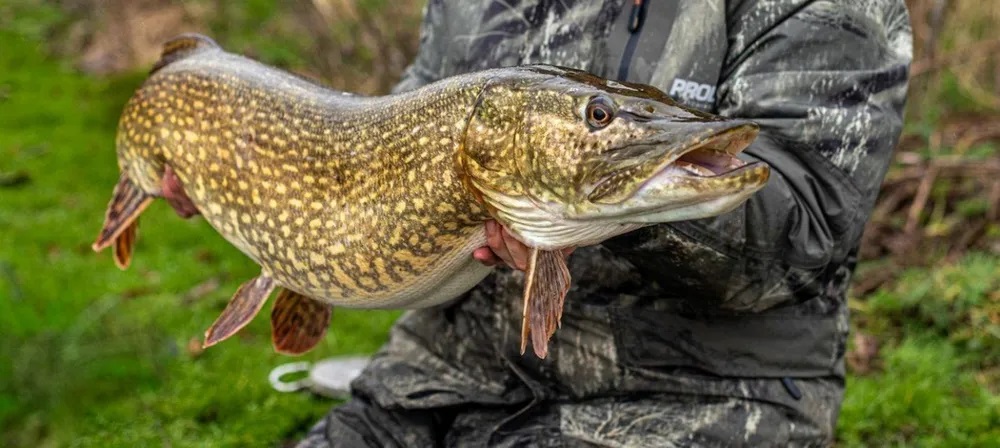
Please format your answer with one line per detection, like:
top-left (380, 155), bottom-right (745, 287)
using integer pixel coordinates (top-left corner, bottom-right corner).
top-left (676, 161), bottom-right (714, 177)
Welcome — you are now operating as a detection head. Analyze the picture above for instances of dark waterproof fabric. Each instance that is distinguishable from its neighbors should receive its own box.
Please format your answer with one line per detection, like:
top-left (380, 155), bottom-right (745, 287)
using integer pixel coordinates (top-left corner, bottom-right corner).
top-left (299, 1), bottom-right (913, 446)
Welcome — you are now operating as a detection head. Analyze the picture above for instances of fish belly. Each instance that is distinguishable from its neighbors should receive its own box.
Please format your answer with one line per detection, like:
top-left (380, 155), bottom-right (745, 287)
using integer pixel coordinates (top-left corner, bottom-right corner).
top-left (261, 227), bottom-right (492, 310)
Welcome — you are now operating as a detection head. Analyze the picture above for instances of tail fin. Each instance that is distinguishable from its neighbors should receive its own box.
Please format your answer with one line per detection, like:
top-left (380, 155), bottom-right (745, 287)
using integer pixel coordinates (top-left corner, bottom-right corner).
top-left (151, 33), bottom-right (221, 74)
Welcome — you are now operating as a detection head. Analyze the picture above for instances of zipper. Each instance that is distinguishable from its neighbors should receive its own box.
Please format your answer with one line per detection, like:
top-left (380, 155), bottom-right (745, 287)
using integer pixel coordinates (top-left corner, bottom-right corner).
top-left (616, 0), bottom-right (649, 81)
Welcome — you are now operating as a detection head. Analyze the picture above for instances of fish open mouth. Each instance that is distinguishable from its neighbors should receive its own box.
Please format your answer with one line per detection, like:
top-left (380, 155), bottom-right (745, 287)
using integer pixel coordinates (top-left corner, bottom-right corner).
top-left (587, 122), bottom-right (767, 205)
top-left (673, 147), bottom-right (751, 177)
top-left (627, 122), bottom-right (770, 197)
top-left (663, 125), bottom-right (759, 178)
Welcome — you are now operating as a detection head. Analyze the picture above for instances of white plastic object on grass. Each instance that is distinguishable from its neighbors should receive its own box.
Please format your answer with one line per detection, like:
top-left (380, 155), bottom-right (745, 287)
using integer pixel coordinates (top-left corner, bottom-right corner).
top-left (268, 356), bottom-right (371, 399)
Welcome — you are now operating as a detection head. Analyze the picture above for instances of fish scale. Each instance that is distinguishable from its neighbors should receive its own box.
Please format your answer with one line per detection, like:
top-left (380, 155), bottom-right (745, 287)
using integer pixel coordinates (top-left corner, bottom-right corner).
top-left (94, 34), bottom-right (770, 358)
top-left (121, 51), bottom-right (492, 306)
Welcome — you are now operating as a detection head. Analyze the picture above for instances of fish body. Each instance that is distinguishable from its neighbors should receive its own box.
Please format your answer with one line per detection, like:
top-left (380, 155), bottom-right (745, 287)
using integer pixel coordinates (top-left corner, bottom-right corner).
top-left (117, 41), bottom-right (501, 310)
top-left (94, 35), bottom-right (770, 357)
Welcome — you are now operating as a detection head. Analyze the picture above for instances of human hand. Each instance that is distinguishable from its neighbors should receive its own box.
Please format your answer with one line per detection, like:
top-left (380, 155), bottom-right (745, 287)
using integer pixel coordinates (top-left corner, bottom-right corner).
top-left (472, 220), bottom-right (574, 271)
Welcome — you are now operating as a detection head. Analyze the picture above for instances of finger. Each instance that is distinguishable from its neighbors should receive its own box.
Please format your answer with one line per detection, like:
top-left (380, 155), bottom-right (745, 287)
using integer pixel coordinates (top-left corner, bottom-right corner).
top-left (472, 247), bottom-right (499, 266)
top-left (562, 247), bottom-right (575, 257)
top-left (486, 221), bottom-right (515, 268)
top-left (500, 227), bottom-right (531, 271)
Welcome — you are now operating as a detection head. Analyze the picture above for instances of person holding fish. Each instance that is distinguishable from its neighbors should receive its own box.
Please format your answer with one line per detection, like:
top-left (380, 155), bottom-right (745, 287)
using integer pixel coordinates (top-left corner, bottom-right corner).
top-left (294, 1), bottom-right (913, 447)
top-left (91, 0), bottom-right (912, 446)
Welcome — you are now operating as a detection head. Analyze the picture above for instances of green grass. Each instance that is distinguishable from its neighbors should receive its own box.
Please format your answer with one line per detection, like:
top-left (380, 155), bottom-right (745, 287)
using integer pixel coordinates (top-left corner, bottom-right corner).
top-left (1, 3), bottom-right (998, 447)
top-left (0, 26), bottom-right (399, 447)
top-left (839, 338), bottom-right (1000, 447)
top-left (840, 255), bottom-right (1000, 447)
top-left (862, 254), bottom-right (999, 365)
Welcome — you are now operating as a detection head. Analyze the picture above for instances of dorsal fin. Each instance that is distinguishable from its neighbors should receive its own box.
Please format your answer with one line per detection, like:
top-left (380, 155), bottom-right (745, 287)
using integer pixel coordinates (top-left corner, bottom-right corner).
top-left (151, 33), bottom-right (220, 74)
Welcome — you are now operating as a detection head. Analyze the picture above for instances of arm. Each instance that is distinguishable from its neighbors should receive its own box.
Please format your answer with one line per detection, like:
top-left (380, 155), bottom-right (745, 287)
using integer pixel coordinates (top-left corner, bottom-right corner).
top-left (602, 0), bottom-right (913, 311)
top-left (397, 0), bottom-right (913, 313)
top-left (391, 0), bottom-right (448, 94)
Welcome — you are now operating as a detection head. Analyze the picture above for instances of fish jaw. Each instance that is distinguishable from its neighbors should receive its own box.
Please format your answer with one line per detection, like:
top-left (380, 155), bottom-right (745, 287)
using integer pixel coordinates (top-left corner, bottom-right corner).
top-left (604, 154), bottom-right (770, 224)
top-left (577, 131), bottom-right (771, 223)
top-left (582, 121), bottom-right (760, 203)
top-left (483, 164), bottom-right (767, 250)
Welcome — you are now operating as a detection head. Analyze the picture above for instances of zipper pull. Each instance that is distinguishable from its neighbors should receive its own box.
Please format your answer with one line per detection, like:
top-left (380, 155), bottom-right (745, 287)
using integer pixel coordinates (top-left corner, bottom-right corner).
top-left (628, 0), bottom-right (647, 33)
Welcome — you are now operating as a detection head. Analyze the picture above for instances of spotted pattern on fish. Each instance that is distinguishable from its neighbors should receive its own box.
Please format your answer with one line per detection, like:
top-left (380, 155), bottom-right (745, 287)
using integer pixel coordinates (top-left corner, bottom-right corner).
top-left (108, 34), bottom-right (768, 313)
top-left (118, 62), bottom-right (498, 304)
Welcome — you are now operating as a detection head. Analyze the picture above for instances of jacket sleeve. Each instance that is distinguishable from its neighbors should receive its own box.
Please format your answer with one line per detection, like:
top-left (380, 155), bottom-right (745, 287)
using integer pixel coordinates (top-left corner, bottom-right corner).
top-left (391, 0), bottom-right (449, 94)
top-left (603, 0), bottom-right (913, 311)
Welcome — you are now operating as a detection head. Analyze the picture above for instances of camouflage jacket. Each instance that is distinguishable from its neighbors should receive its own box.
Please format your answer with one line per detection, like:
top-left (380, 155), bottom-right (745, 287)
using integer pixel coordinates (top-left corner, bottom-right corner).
top-left (346, 0), bottom-right (911, 441)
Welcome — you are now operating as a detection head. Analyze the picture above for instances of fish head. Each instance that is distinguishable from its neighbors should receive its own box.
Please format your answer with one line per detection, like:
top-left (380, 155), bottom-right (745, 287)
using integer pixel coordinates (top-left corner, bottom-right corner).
top-left (459, 65), bottom-right (771, 249)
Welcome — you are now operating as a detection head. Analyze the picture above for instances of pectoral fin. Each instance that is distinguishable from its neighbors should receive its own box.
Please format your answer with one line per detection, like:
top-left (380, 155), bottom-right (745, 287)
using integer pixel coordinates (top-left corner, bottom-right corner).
top-left (203, 275), bottom-right (276, 348)
top-left (520, 247), bottom-right (571, 359)
top-left (271, 289), bottom-right (332, 355)
top-left (92, 174), bottom-right (154, 269)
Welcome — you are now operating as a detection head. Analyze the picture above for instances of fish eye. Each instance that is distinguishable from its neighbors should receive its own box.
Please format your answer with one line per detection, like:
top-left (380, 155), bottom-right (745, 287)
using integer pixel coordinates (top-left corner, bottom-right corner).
top-left (585, 97), bottom-right (615, 130)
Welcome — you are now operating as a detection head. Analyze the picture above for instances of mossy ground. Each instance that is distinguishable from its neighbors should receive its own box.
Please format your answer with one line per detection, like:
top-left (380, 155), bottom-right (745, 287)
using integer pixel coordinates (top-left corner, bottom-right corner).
top-left (1, 4), bottom-right (997, 447)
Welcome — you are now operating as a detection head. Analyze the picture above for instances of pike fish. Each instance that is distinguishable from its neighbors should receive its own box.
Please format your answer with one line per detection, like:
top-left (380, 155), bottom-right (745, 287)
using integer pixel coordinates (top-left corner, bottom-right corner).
top-left (92, 34), bottom-right (770, 358)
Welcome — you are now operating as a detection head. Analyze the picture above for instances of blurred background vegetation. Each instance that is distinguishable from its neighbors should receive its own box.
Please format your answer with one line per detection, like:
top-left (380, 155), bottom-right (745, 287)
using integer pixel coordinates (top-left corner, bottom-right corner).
top-left (0, 0), bottom-right (997, 446)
